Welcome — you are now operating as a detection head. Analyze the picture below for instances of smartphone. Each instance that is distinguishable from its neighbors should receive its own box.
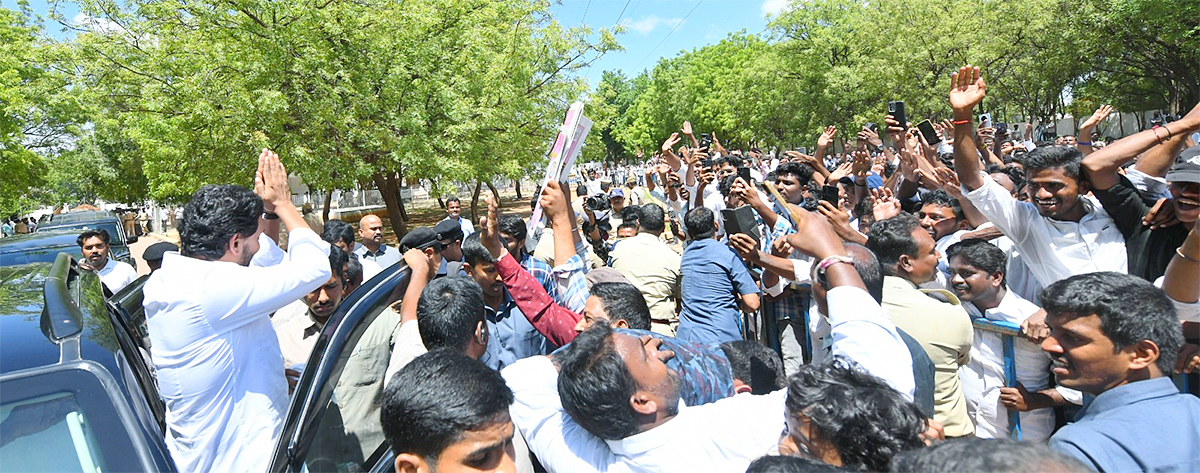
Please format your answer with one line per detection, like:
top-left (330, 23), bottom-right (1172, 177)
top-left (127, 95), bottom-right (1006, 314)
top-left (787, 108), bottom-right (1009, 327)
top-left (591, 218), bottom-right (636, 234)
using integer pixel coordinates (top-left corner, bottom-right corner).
top-left (700, 133), bottom-right (713, 149)
top-left (978, 113), bottom-right (992, 127)
top-left (916, 120), bottom-right (942, 145)
top-left (995, 122), bottom-right (1009, 136)
top-left (819, 185), bottom-right (839, 207)
top-left (737, 166), bottom-right (752, 184)
top-left (864, 122), bottom-right (879, 133)
top-left (888, 101), bottom-right (907, 130)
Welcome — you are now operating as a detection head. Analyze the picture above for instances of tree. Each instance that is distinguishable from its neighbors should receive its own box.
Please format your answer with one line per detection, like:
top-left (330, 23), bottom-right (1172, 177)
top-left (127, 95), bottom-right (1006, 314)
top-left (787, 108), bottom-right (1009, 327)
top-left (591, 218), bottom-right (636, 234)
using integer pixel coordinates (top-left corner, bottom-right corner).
top-left (68, 0), bottom-right (618, 236)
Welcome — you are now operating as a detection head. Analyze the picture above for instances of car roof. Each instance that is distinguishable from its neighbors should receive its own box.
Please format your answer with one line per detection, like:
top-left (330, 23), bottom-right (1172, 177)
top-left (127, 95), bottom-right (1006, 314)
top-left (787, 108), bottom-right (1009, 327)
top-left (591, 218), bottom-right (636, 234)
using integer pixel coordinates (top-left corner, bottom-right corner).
top-left (39, 211), bottom-right (120, 226)
top-left (0, 261), bottom-right (127, 375)
top-left (0, 230), bottom-right (82, 253)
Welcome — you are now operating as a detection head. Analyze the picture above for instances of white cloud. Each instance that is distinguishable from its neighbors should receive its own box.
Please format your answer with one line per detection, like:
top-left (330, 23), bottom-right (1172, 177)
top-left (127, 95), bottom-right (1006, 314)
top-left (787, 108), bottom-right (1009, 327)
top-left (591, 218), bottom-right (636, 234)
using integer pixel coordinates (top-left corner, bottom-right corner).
top-left (620, 15), bottom-right (685, 35)
top-left (72, 13), bottom-right (128, 35)
top-left (761, 0), bottom-right (790, 18)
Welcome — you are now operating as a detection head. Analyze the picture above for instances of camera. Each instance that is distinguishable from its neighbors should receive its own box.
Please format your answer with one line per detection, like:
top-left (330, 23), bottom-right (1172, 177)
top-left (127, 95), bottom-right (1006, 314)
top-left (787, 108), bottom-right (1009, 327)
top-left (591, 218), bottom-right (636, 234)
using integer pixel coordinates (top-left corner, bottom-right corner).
top-left (699, 133), bottom-right (713, 149)
top-left (585, 193), bottom-right (611, 211)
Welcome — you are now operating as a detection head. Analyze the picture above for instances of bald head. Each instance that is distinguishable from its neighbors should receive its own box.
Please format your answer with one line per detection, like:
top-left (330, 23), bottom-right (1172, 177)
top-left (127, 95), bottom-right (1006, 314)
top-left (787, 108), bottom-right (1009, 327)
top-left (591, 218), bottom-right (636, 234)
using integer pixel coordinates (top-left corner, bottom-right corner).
top-left (359, 214), bottom-right (385, 250)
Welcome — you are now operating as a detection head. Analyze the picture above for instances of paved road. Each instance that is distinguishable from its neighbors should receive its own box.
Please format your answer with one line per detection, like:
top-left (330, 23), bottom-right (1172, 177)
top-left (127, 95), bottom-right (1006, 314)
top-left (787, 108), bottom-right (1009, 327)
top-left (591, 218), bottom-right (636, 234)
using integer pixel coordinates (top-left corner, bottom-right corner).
top-left (128, 230), bottom-right (179, 276)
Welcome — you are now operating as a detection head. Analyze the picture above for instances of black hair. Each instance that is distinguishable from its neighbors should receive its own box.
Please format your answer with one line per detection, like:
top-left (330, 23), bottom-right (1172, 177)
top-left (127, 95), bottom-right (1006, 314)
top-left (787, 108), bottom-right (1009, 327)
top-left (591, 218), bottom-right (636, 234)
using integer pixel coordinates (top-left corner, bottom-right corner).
top-left (328, 244), bottom-right (349, 284)
top-left (1021, 146), bottom-right (1083, 182)
top-left (716, 155), bottom-right (741, 169)
top-left (620, 206), bottom-right (641, 226)
top-left (77, 228), bottom-right (111, 247)
top-left (684, 207), bottom-right (716, 240)
top-left (616, 222), bottom-right (640, 235)
top-left (417, 277), bottom-right (486, 352)
top-left (1039, 272), bottom-right (1183, 373)
top-left (844, 243), bottom-right (884, 304)
top-left (322, 219), bottom-right (356, 248)
top-left (179, 184), bottom-right (262, 260)
top-left (889, 437), bottom-right (1090, 472)
top-left (920, 189), bottom-right (963, 221)
top-left (497, 215), bottom-right (527, 244)
top-left (590, 282), bottom-right (651, 330)
top-left (555, 324), bottom-right (640, 440)
top-left (638, 204), bottom-right (666, 234)
top-left (460, 232), bottom-right (497, 266)
top-left (445, 196), bottom-right (461, 205)
top-left (936, 151), bottom-right (955, 168)
top-left (381, 348), bottom-right (513, 464)
top-left (775, 161), bottom-right (815, 187)
top-left (345, 253), bottom-right (364, 287)
top-left (747, 455), bottom-right (846, 473)
top-left (865, 212), bottom-right (921, 277)
top-left (945, 239), bottom-right (1007, 288)
top-left (786, 358), bottom-right (926, 472)
top-left (718, 174), bottom-right (738, 197)
top-left (719, 340), bottom-right (785, 394)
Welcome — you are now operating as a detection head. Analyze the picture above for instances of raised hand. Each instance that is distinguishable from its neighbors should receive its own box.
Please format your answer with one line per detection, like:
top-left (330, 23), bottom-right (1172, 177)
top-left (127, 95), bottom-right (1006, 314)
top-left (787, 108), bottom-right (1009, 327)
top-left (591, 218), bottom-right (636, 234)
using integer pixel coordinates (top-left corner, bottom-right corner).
top-left (254, 148), bottom-right (290, 213)
top-left (403, 247), bottom-right (437, 281)
top-left (858, 126), bottom-right (883, 148)
top-left (1080, 105), bottom-right (1113, 131)
top-left (681, 121), bottom-right (694, 136)
top-left (850, 150), bottom-right (872, 179)
top-left (827, 161), bottom-right (854, 182)
top-left (870, 187), bottom-right (902, 221)
top-left (931, 167), bottom-right (965, 199)
top-left (817, 125), bottom-right (838, 148)
top-left (898, 148), bottom-right (920, 182)
top-left (479, 194), bottom-right (504, 258)
top-left (662, 132), bottom-right (682, 152)
top-left (728, 233), bottom-right (761, 264)
top-left (949, 65), bottom-right (987, 113)
top-left (539, 181), bottom-right (570, 225)
top-left (884, 115), bottom-right (906, 145)
top-left (784, 150), bottom-right (816, 165)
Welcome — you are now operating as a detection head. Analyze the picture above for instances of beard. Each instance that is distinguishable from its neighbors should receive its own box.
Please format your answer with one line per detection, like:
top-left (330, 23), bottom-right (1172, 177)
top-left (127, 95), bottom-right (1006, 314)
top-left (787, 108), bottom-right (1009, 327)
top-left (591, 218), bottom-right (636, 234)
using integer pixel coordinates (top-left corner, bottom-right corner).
top-left (659, 369), bottom-right (684, 416)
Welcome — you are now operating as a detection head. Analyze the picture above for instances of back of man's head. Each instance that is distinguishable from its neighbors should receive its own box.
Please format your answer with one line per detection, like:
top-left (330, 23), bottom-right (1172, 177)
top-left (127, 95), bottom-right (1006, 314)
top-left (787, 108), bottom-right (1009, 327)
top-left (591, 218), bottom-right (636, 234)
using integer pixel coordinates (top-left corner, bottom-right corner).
top-left (77, 228), bottom-right (111, 247)
top-left (747, 455), bottom-right (846, 473)
top-left (889, 437), bottom-right (1090, 472)
top-left (381, 348), bottom-right (513, 467)
top-left (786, 358), bottom-right (926, 472)
top-left (866, 213), bottom-right (921, 277)
top-left (1039, 271), bottom-right (1183, 374)
top-left (719, 340), bottom-right (785, 394)
top-left (844, 243), bottom-right (884, 304)
top-left (638, 204), bottom-right (666, 234)
top-left (328, 244), bottom-right (349, 284)
top-left (590, 282), bottom-right (651, 330)
top-left (684, 207), bottom-right (716, 240)
top-left (1021, 145), bottom-right (1084, 182)
top-left (321, 219), bottom-right (356, 250)
top-left (179, 184), bottom-right (262, 260)
top-left (417, 277), bottom-right (486, 353)
top-left (556, 324), bottom-right (640, 440)
top-left (460, 233), bottom-right (496, 267)
top-left (497, 215), bottom-right (527, 244)
top-left (344, 254), bottom-right (364, 289)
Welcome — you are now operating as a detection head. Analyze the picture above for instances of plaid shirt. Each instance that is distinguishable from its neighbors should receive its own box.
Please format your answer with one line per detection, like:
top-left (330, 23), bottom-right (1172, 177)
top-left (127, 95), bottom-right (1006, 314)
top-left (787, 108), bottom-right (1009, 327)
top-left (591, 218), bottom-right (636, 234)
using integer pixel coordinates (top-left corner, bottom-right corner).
top-left (521, 252), bottom-right (589, 315)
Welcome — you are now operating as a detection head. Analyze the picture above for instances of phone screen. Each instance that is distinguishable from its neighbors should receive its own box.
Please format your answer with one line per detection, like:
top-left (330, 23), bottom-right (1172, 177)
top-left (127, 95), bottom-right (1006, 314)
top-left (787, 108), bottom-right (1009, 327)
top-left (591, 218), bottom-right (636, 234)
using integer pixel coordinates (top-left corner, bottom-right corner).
top-left (820, 185), bottom-right (839, 207)
top-left (737, 166), bottom-right (751, 185)
top-left (916, 120), bottom-right (942, 145)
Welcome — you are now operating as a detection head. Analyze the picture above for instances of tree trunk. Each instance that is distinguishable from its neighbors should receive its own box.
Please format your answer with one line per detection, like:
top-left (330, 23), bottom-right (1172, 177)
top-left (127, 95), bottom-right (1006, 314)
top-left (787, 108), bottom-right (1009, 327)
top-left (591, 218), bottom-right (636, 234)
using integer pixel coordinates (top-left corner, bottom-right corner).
top-left (431, 179), bottom-right (445, 209)
top-left (322, 190), bottom-right (333, 223)
top-left (514, 179), bottom-right (522, 200)
top-left (470, 180), bottom-right (483, 222)
top-left (486, 181), bottom-right (501, 208)
top-left (374, 172), bottom-right (408, 239)
top-left (398, 188), bottom-right (409, 220)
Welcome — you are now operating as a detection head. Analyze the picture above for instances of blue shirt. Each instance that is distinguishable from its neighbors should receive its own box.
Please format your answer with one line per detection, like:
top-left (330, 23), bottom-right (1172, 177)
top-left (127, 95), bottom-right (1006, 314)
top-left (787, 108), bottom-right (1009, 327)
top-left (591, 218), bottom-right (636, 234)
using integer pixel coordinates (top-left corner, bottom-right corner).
top-left (481, 293), bottom-right (553, 370)
top-left (1049, 377), bottom-right (1200, 472)
top-left (677, 238), bottom-right (758, 344)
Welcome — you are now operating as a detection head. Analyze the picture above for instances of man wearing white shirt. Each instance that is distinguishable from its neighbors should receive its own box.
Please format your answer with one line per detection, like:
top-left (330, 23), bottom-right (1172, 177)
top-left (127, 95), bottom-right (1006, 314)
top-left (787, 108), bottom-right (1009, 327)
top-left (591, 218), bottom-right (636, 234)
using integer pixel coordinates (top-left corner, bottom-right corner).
top-left (948, 240), bottom-right (1055, 441)
top-left (949, 66), bottom-right (1126, 306)
top-left (442, 196), bottom-right (475, 237)
top-left (143, 149), bottom-right (332, 473)
top-left (77, 228), bottom-right (138, 293)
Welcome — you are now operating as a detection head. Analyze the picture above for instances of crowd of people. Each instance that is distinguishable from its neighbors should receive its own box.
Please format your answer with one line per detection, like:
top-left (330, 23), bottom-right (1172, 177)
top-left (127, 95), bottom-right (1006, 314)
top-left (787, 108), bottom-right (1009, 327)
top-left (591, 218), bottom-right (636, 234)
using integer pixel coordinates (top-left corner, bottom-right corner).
top-left (126, 66), bottom-right (1199, 473)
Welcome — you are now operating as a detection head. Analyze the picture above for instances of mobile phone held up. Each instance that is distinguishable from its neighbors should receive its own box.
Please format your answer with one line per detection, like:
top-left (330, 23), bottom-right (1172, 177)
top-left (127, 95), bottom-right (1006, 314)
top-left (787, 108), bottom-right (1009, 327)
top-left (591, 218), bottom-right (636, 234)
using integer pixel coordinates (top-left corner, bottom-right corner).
top-left (978, 113), bottom-right (992, 128)
top-left (916, 120), bottom-right (942, 145)
top-left (888, 101), bottom-right (907, 130)
top-left (699, 133), bottom-right (713, 150)
top-left (820, 185), bottom-right (839, 207)
top-left (737, 166), bottom-right (752, 185)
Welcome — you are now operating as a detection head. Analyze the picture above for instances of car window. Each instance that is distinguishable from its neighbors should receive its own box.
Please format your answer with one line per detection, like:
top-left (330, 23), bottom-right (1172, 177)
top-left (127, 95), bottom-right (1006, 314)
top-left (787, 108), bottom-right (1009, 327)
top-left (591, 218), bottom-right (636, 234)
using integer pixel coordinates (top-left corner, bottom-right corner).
top-left (301, 294), bottom-right (402, 472)
top-left (0, 368), bottom-right (154, 473)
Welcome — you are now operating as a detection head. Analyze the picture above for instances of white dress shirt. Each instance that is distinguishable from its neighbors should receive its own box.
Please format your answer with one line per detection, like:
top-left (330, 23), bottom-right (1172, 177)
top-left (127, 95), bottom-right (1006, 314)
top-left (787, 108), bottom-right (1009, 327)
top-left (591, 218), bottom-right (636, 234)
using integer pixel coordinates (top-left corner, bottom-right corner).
top-left (502, 356), bottom-right (785, 473)
top-left (963, 174), bottom-right (1127, 295)
top-left (96, 257), bottom-right (138, 293)
top-left (960, 290), bottom-right (1055, 441)
top-left (143, 229), bottom-right (331, 473)
top-left (816, 286), bottom-right (916, 401)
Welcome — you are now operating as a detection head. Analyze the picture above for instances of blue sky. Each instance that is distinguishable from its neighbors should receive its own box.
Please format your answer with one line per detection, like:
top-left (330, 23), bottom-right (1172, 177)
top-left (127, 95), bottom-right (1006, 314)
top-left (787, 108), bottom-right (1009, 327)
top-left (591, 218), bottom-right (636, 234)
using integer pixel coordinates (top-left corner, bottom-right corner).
top-left (11, 0), bottom-right (783, 90)
top-left (548, 0), bottom-right (781, 89)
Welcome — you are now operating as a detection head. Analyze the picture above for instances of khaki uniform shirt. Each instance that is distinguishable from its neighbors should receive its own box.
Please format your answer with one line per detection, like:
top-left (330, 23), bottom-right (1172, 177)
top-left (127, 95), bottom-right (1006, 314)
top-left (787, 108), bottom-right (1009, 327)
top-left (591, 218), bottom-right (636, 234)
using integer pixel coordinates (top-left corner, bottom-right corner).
top-left (610, 233), bottom-right (682, 323)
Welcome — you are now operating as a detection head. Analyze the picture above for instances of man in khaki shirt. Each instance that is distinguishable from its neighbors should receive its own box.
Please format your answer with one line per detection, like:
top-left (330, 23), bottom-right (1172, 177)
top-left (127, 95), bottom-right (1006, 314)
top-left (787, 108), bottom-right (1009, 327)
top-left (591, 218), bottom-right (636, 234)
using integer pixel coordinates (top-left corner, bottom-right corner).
top-left (867, 213), bottom-right (974, 437)
top-left (609, 204), bottom-right (682, 335)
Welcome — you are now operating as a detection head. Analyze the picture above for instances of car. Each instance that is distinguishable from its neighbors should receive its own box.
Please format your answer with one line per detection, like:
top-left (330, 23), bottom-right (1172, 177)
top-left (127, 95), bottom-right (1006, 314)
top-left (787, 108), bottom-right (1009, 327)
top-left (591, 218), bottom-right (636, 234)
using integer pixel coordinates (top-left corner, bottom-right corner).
top-left (0, 231), bottom-right (85, 266)
top-left (0, 250), bottom-right (414, 473)
top-left (37, 211), bottom-right (137, 267)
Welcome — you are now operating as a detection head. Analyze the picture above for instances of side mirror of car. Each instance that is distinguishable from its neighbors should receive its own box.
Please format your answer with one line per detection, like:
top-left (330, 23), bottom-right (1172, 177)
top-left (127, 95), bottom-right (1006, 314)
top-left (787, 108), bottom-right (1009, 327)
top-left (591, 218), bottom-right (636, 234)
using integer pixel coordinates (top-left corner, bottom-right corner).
top-left (126, 236), bottom-right (139, 244)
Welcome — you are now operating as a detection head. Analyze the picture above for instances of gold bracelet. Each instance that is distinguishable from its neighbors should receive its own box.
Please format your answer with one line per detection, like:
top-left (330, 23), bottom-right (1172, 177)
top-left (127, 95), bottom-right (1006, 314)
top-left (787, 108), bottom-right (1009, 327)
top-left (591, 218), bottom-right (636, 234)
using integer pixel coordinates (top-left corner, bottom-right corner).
top-left (1177, 247), bottom-right (1200, 263)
